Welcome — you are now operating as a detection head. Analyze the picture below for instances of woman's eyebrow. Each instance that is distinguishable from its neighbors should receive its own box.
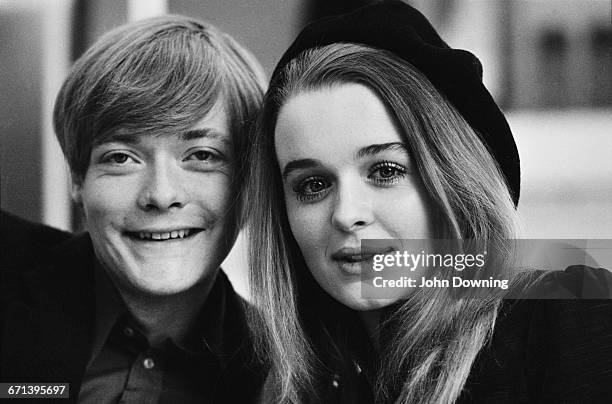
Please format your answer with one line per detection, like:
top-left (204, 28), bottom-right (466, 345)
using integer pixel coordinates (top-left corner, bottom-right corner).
top-left (355, 142), bottom-right (409, 159)
top-left (282, 158), bottom-right (322, 180)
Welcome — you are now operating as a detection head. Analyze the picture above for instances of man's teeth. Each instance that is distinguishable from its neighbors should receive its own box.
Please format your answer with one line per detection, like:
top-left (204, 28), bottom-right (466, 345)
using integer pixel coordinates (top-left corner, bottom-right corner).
top-left (137, 229), bottom-right (193, 240)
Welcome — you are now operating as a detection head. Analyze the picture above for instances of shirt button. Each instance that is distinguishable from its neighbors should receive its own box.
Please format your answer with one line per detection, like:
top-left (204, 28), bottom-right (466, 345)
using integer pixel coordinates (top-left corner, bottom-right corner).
top-left (143, 358), bottom-right (155, 370)
top-left (332, 374), bottom-right (340, 388)
top-left (123, 326), bottom-right (134, 337)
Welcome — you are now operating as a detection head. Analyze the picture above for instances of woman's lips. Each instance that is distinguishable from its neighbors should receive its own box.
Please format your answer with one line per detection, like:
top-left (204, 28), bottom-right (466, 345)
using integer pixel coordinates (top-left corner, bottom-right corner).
top-left (331, 247), bottom-right (396, 275)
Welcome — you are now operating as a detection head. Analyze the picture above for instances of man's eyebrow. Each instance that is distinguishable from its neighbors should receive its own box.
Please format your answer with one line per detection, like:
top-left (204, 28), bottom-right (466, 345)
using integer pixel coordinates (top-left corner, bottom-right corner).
top-left (94, 128), bottom-right (231, 147)
top-left (180, 129), bottom-right (230, 145)
top-left (94, 132), bottom-right (141, 146)
top-left (282, 158), bottom-right (322, 180)
top-left (355, 142), bottom-right (409, 159)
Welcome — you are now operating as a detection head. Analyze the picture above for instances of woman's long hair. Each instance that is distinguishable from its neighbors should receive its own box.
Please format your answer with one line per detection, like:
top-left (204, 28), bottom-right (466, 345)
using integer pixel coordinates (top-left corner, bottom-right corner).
top-left (245, 43), bottom-right (519, 403)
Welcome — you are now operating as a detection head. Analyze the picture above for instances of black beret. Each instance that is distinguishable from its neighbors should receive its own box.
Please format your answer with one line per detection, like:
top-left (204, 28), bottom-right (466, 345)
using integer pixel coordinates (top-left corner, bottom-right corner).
top-left (273, 0), bottom-right (520, 206)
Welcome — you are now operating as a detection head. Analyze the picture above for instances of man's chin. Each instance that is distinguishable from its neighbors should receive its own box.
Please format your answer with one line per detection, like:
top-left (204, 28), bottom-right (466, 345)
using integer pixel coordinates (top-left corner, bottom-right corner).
top-left (125, 278), bottom-right (198, 297)
top-left (117, 264), bottom-right (212, 297)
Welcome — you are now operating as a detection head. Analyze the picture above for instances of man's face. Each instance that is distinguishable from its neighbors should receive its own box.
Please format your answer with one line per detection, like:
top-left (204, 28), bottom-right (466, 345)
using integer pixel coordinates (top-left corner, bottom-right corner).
top-left (74, 104), bottom-right (236, 296)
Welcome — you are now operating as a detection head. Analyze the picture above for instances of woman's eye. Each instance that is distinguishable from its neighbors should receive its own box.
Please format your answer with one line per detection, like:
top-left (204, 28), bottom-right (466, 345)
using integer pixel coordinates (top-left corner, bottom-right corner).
top-left (378, 166), bottom-right (397, 178)
top-left (293, 176), bottom-right (331, 202)
top-left (369, 162), bottom-right (407, 185)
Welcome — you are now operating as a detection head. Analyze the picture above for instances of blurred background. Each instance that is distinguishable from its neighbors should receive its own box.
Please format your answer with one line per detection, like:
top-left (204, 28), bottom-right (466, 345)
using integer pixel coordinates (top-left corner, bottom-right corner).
top-left (1, 0), bottom-right (611, 297)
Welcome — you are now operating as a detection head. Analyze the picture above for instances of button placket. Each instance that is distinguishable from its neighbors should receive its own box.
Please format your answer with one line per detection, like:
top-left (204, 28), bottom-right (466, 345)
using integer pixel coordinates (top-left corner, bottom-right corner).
top-left (143, 357), bottom-right (155, 370)
top-left (123, 326), bottom-right (135, 337)
top-left (353, 360), bottom-right (362, 375)
top-left (332, 374), bottom-right (341, 388)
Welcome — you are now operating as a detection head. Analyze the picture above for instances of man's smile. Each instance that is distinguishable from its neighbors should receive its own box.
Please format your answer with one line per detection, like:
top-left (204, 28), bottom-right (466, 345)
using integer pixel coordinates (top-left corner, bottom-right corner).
top-left (125, 228), bottom-right (204, 241)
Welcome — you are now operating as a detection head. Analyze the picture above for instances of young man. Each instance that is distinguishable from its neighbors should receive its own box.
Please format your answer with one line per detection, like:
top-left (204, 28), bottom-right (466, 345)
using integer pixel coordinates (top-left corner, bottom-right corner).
top-left (0, 16), bottom-right (265, 403)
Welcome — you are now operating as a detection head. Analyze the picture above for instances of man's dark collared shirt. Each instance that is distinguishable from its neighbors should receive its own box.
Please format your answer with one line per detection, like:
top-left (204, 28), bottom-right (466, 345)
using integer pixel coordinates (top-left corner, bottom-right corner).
top-left (78, 262), bottom-right (261, 403)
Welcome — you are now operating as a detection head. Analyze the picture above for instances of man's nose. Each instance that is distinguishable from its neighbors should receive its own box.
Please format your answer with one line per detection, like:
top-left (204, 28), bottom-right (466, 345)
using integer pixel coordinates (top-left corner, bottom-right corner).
top-left (137, 163), bottom-right (189, 211)
top-left (330, 180), bottom-right (374, 232)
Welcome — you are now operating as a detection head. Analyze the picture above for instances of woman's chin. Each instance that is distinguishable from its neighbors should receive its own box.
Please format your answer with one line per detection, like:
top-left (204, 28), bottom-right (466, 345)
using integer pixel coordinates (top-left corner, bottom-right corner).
top-left (336, 292), bottom-right (399, 312)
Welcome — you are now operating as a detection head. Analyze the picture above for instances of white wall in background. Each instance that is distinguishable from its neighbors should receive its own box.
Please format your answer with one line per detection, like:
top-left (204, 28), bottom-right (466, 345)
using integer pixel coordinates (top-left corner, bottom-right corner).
top-left (41, 0), bottom-right (74, 231)
top-left (509, 109), bottom-right (612, 238)
top-left (127, 0), bottom-right (167, 22)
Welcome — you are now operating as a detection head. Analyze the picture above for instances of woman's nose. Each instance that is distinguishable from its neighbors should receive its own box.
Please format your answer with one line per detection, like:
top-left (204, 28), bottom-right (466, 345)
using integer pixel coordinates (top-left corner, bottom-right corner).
top-left (137, 163), bottom-right (190, 211)
top-left (330, 180), bottom-right (374, 232)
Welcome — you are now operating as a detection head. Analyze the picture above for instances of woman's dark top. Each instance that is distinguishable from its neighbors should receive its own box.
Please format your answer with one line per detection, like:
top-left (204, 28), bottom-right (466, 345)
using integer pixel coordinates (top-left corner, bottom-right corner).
top-left (309, 266), bottom-right (612, 403)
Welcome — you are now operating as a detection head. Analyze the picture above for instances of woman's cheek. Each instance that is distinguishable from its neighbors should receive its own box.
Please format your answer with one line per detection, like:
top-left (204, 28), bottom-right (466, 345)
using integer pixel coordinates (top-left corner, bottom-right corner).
top-left (379, 191), bottom-right (433, 240)
top-left (288, 204), bottom-right (328, 255)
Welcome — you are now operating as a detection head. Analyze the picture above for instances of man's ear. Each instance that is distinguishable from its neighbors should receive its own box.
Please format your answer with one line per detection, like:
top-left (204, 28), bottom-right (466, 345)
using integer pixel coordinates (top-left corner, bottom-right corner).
top-left (71, 181), bottom-right (83, 206)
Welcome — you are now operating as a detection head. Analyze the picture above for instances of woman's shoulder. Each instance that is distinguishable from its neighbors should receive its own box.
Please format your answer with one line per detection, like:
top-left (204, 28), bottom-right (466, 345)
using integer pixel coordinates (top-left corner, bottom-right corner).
top-left (529, 264), bottom-right (612, 299)
top-left (461, 266), bottom-right (612, 403)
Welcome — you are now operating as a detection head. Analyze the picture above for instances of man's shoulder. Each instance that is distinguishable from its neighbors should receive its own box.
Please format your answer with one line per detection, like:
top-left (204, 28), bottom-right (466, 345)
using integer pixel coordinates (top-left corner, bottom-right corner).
top-left (0, 210), bottom-right (72, 248)
top-left (0, 228), bottom-right (96, 393)
top-left (217, 271), bottom-right (253, 312)
top-left (1, 227), bottom-right (96, 305)
top-left (0, 211), bottom-right (73, 271)
top-left (212, 271), bottom-right (266, 402)
top-left (215, 270), bottom-right (253, 342)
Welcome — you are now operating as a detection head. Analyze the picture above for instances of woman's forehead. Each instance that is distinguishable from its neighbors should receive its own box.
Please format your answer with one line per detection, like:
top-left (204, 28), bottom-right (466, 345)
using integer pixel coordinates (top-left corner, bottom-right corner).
top-left (274, 84), bottom-right (404, 161)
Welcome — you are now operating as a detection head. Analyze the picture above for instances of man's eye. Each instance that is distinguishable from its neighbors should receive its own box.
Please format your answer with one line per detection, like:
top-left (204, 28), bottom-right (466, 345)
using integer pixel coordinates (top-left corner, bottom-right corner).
top-left (369, 162), bottom-right (407, 185)
top-left (103, 152), bottom-right (135, 165)
top-left (293, 176), bottom-right (331, 202)
top-left (185, 150), bottom-right (222, 162)
top-left (189, 150), bottom-right (212, 161)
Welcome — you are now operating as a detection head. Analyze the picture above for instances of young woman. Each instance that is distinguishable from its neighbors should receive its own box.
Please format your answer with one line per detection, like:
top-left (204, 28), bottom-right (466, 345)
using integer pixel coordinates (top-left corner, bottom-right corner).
top-left (245, 2), bottom-right (612, 403)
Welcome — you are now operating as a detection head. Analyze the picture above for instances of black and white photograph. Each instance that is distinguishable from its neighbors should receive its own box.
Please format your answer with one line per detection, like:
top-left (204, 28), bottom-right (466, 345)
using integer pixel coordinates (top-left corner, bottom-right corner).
top-left (1, 0), bottom-right (611, 403)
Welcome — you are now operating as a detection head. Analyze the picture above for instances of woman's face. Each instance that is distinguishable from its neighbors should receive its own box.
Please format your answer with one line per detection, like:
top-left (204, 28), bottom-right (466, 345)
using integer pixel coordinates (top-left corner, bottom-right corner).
top-left (275, 83), bottom-right (433, 311)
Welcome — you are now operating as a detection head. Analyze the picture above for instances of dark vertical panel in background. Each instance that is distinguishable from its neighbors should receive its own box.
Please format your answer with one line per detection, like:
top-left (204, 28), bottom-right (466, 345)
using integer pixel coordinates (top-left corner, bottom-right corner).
top-left (69, 0), bottom-right (128, 61)
top-left (0, 10), bottom-right (43, 222)
top-left (538, 28), bottom-right (568, 108)
top-left (591, 25), bottom-right (612, 106)
top-left (71, 0), bottom-right (90, 60)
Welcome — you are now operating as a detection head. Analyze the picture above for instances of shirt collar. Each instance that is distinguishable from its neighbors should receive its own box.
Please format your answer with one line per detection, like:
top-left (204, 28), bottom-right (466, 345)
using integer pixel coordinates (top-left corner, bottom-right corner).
top-left (181, 270), bottom-right (227, 357)
top-left (87, 259), bottom-right (126, 369)
top-left (87, 261), bottom-right (239, 369)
